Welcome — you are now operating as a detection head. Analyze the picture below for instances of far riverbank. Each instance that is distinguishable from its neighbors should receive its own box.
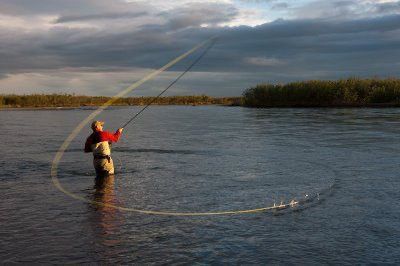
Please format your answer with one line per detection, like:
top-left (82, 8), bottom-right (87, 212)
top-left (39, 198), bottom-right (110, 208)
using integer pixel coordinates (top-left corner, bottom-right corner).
top-left (0, 95), bottom-right (242, 109)
top-left (3, 78), bottom-right (400, 109)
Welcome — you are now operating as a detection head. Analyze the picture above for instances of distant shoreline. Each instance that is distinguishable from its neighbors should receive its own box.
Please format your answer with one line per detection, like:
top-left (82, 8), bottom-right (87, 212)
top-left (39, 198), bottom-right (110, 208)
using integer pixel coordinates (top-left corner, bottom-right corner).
top-left (0, 104), bottom-right (238, 111)
top-left (0, 95), bottom-right (242, 109)
top-left (2, 103), bottom-right (400, 111)
top-left (3, 78), bottom-right (400, 109)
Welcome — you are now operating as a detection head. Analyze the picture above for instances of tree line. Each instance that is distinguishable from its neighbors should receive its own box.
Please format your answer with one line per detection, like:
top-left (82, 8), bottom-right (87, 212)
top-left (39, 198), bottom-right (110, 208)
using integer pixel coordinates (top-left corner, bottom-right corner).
top-left (242, 78), bottom-right (400, 107)
top-left (0, 94), bottom-right (241, 108)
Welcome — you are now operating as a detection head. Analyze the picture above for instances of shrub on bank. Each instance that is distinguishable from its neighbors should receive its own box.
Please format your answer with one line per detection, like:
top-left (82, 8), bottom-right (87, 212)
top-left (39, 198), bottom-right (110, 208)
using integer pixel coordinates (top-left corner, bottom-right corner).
top-left (242, 78), bottom-right (400, 107)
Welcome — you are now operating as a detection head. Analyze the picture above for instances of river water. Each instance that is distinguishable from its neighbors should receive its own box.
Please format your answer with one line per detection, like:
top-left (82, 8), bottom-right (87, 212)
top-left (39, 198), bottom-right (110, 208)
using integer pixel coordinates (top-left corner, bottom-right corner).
top-left (1, 106), bottom-right (399, 264)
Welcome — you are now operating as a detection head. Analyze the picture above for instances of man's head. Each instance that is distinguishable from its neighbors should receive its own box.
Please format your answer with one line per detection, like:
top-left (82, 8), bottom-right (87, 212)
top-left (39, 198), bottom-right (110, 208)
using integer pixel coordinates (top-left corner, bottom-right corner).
top-left (91, 120), bottom-right (104, 132)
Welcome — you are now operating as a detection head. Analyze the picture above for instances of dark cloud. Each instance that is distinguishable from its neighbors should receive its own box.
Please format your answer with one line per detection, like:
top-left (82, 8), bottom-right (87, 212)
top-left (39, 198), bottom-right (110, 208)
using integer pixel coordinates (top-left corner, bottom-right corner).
top-left (237, 0), bottom-right (280, 3)
top-left (271, 2), bottom-right (289, 10)
top-left (2, 14), bottom-right (400, 74)
top-left (248, 15), bottom-right (400, 38)
top-left (291, 0), bottom-right (362, 20)
top-left (374, 1), bottom-right (400, 14)
top-left (0, 0), bottom-right (144, 16)
top-left (54, 11), bottom-right (148, 24)
top-left (158, 3), bottom-right (238, 30)
top-left (293, 0), bottom-right (400, 20)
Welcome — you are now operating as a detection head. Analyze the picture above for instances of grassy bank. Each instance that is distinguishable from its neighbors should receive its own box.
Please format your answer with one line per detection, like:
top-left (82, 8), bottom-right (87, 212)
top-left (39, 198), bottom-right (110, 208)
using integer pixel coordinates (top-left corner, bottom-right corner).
top-left (242, 78), bottom-right (400, 107)
top-left (0, 94), bottom-right (241, 108)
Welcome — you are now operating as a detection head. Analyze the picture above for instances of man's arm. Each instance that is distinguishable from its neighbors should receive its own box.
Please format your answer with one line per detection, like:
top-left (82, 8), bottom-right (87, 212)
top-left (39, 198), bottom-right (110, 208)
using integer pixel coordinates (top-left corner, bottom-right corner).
top-left (104, 128), bottom-right (123, 143)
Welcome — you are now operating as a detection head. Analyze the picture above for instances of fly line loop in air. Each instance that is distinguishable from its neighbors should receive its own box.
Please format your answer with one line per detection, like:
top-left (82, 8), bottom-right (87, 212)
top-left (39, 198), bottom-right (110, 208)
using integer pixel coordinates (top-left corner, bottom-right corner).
top-left (51, 37), bottom-right (332, 216)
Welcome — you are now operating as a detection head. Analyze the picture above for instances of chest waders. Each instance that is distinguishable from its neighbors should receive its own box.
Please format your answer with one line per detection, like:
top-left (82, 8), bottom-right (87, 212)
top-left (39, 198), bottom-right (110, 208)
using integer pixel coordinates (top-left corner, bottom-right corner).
top-left (92, 141), bottom-right (114, 176)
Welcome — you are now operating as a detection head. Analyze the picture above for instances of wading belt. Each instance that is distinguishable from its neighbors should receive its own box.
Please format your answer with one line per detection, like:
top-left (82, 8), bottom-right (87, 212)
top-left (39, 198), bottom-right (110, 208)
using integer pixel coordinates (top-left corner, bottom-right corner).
top-left (94, 155), bottom-right (111, 163)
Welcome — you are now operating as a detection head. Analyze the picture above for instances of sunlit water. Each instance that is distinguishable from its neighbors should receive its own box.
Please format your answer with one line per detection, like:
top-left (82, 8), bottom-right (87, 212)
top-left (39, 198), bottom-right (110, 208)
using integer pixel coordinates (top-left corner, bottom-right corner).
top-left (1, 106), bottom-right (399, 264)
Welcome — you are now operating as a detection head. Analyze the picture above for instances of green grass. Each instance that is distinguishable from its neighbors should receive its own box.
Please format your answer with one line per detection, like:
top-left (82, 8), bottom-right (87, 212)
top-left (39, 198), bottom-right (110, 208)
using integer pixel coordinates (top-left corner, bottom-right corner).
top-left (242, 78), bottom-right (400, 107)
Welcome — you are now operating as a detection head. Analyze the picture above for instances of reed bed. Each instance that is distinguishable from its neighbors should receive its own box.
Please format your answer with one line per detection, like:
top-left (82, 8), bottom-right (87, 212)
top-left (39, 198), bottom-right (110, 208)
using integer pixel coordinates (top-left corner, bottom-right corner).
top-left (242, 78), bottom-right (400, 107)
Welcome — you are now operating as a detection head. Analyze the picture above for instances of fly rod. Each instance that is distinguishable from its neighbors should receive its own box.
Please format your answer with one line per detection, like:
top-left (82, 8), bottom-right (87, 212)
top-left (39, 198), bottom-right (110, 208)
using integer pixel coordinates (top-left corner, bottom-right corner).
top-left (121, 37), bottom-right (217, 129)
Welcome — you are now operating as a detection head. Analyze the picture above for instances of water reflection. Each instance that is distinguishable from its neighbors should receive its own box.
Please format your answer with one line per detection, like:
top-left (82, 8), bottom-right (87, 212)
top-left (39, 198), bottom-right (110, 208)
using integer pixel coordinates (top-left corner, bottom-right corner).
top-left (89, 175), bottom-right (125, 258)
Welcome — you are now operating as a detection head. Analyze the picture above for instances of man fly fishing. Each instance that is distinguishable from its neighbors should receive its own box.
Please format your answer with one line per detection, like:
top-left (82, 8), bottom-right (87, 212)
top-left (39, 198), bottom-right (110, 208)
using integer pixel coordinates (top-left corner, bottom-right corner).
top-left (84, 121), bottom-right (123, 177)
top-left (82, 39), bottom-right (216, 177)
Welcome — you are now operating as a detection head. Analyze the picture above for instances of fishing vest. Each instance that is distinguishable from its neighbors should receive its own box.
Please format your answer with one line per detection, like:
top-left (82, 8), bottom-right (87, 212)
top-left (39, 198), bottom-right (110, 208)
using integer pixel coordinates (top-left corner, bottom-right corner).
top-left (90, 132), bottom-right (112, 156)
top-left (92, 141), bottom-right (111, 157)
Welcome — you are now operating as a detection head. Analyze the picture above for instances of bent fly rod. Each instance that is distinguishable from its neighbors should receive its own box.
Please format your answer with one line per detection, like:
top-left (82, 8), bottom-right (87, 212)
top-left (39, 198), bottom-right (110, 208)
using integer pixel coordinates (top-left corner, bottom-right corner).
top-left (120, 37), bottom-right (217, 129)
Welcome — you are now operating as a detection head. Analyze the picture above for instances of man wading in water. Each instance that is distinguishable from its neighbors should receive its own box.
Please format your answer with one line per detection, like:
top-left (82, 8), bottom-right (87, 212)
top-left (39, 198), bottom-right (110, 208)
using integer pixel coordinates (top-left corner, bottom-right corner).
top-left (84, 121), bottom-right (123, 177)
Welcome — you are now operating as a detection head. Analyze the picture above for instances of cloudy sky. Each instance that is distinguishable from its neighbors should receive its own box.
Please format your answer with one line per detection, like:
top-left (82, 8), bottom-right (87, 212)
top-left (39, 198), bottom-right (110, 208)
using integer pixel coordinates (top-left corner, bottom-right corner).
top-left (0, 0), bottom-right (399, 96)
